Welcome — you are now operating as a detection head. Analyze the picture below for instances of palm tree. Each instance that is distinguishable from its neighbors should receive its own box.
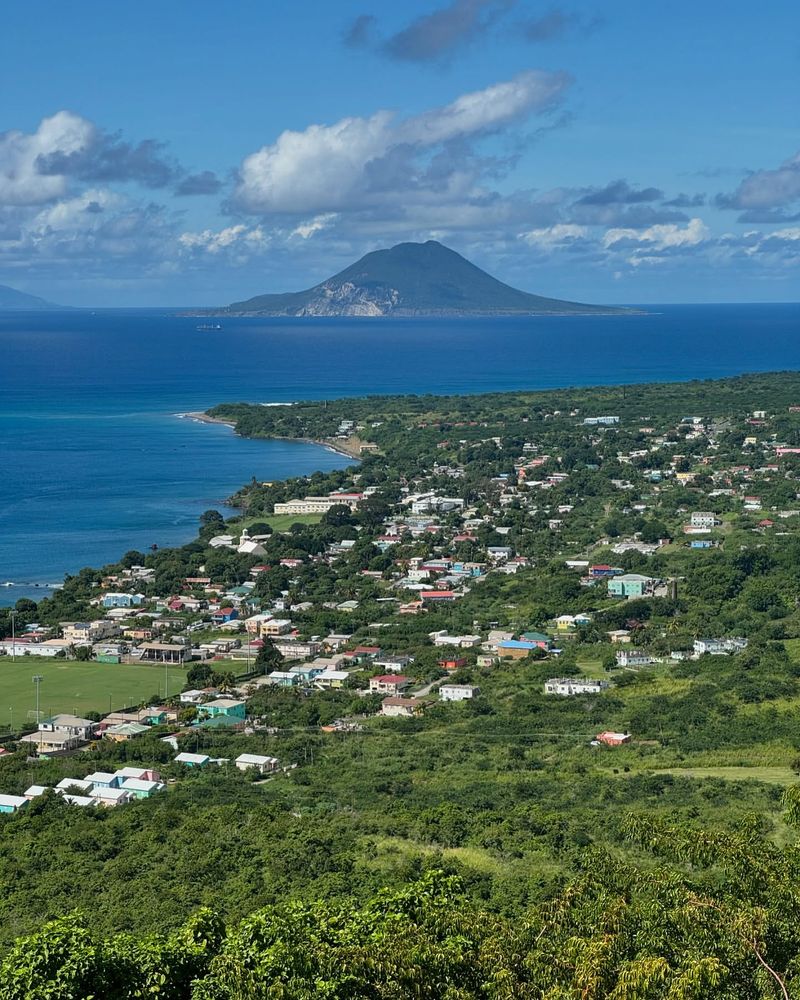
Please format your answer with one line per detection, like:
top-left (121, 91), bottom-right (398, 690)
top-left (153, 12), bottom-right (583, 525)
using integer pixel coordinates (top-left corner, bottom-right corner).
top-left (217, 671), bottom-right (236, 693)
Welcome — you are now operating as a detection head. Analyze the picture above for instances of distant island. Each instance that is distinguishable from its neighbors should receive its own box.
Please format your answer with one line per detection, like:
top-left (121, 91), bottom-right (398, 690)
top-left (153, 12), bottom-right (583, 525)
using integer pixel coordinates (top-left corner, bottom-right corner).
top-left (205, 240), bottom-right (634, 317)
top-left (0, 282), bottom-right (58, 311)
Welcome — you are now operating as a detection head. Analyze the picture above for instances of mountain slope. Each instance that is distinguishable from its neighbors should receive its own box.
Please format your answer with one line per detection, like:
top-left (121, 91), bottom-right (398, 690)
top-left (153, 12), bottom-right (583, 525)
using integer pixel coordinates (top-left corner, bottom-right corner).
top-left (221, 241), bottom-right (628, 316)
top-left (0, 283), bottom-right (58, 310)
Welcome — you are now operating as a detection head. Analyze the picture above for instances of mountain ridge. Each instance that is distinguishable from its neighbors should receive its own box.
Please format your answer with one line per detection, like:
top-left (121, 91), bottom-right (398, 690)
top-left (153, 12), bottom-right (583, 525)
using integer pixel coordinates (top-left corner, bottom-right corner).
top-left (0, 283), bottom-right (58, 311)
top-left (211, 241), bottom-right (633, 317)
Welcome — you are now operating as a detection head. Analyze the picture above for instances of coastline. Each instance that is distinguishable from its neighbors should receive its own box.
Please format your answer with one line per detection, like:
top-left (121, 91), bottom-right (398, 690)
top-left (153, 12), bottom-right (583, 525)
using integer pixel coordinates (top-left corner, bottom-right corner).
top-left (182, 410), bottom-right (364, 460)
top-left (180, 410), bottom-right (237, 428)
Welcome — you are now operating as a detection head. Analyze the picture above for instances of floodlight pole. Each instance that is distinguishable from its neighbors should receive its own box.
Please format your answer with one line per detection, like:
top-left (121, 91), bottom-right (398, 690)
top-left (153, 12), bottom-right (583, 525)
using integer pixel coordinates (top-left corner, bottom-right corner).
top-left (10, 611), bottom-right (17, 663)
top-left (32, 675), bottom-right (44, 752)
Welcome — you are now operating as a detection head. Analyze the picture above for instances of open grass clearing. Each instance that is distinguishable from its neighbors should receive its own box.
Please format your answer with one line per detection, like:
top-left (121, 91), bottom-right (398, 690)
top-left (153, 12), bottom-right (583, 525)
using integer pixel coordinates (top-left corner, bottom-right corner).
top-left (370, 836), bottom-right (509, 875)
top-left (231, 513), bottom-right (323, 534)
top-left (652, 766), bottom-right (797, 786)
top-left (576, 659), bottom-right (607, 679)
top-left (0, 656), bottom-right (186, 729)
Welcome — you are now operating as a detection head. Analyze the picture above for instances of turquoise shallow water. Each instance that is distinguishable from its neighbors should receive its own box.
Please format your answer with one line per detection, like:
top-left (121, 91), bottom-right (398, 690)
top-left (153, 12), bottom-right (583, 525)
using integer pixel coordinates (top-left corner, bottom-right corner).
top-left (1, 304), bottom-right (798, 605)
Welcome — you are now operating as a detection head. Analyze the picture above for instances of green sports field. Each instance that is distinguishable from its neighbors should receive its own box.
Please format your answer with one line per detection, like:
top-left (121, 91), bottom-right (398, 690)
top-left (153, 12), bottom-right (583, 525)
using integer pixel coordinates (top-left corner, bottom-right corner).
top-left (0, 656), bottom-right (186, 731)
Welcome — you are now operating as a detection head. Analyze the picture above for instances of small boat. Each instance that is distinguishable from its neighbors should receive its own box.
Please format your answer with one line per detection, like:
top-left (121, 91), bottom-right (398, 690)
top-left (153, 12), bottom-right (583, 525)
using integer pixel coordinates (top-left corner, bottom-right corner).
top-left (196, 323), bottom-right (222, 331)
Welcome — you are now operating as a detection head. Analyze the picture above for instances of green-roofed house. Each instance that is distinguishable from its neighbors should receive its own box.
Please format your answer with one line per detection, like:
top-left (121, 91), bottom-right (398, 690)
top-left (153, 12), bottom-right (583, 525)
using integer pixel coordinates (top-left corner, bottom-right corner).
top-left (520, 631), bottom-right (552, 648)
top-left (197, 713), bottom-right (245, 731)
top-left (104, 722), bottom-right (150, 742)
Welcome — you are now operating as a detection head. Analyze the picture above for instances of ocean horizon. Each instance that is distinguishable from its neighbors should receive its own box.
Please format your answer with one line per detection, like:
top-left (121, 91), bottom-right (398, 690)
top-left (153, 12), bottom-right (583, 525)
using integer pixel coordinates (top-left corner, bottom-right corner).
top-left (1, 302), bottom-right (798, 606)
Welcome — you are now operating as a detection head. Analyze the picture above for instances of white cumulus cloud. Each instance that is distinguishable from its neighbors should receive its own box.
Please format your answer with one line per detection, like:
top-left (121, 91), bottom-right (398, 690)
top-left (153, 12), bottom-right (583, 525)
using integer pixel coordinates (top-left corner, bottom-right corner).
top-left (232, 70), bottom-right (571, 215)
top-left (0, 111), bottom-right (94, 206)
top-left (290, 213), bottom-right (338, 239)
top-left (179, 224), bottom-right (268, 255)
top-left (519, 223), bottom-right (588, 247)
top-left (602, 217), bottom-right (710, 250)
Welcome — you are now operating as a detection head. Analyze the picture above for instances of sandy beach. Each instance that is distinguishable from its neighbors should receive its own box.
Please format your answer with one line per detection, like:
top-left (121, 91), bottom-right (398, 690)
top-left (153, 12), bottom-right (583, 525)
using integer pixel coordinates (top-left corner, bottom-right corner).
top-left (181, 411), bottom-right (363, 460)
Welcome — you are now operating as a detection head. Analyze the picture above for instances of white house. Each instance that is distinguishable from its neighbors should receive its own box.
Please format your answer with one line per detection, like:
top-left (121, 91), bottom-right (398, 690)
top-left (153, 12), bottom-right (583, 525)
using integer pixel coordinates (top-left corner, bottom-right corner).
top-left (440, 684), bottom-right (479, 702)
top-left (174, 752), bottom-right (211, 767)
top-left (544, 677), bottom-right (610, 696)
top-left (690, 511), bottom-right (719, 529)
top-left (39, 714), bottom-right (96, 742)
top-left (91, 786), bottom-right (133, 807)
top-left (429, 631), bottom-right (482, 648)
top-left (24, 785), bottom-right (48, 799)
top-left (235, 753), bottom-right (279, 774)
top-left (0, 794), bottom-right (28, 813)
top-left (693, 637), bottom-right (748, 656)
top-left (615, 649), bottom-right (655, 668)
top-left (179, 689), bottom-right (209, 705)
top-left (56, 778), bottom-right (95, 795)
top-left (314, 669), bottom-right (350, 689)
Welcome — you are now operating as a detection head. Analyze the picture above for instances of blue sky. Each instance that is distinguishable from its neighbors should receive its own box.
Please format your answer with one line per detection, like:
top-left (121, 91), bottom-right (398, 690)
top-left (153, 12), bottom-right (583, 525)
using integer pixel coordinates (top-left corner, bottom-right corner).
top-left (1, 0), bottom-right (798, 305)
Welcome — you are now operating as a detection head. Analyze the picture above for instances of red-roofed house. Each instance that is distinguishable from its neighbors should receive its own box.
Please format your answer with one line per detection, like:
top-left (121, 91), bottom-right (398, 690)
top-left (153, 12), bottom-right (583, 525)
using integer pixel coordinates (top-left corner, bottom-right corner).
top-left (369, 675), bottom-right (411, 695)
top-left (420, 590), bottom-right (456, 602)
top-left (595, 731), bottom-right (631, 747)
top-left (438, 656), bottom-right (468, 671)
top-left (211, 607), bottom-right (238, 624)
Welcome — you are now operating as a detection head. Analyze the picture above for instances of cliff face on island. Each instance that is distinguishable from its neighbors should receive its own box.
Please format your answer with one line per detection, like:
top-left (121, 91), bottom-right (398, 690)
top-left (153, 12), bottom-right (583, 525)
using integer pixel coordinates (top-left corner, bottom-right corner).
top-left (210, 240), bottom-right (634, 317)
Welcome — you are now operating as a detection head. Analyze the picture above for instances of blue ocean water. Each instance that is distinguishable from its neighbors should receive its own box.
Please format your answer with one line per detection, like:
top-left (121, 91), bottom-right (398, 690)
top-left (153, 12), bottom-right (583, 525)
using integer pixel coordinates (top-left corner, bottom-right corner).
top-left (1, 304), bottom-right (798, 605)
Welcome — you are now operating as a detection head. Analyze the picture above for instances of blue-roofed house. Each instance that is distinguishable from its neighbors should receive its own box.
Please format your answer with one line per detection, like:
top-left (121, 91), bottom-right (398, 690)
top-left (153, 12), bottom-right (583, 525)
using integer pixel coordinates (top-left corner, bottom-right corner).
top-left (102, 592), bottom-right (145, 609)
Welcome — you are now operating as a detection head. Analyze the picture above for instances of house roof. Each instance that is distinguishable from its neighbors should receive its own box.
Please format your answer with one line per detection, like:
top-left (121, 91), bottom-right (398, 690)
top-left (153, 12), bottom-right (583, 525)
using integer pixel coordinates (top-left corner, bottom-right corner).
top-left (521, 631), bottom-right (550, 643)
top-left (115, 766), bottom-right (152, 778)
top-left (84, 771), bottom-right (117, 784)
top-left (0, 792), bottom-right (28, 808)
top-left (93, 787), bottom-right (130, 800)
top-left (119, 777), bottom-right (163, 791)
top-left (236, 753), bottom-right (279, 766)
top-left (47, 713), bottom-right (95, 728)
top-left (105, 722), bottom-right (149, 736)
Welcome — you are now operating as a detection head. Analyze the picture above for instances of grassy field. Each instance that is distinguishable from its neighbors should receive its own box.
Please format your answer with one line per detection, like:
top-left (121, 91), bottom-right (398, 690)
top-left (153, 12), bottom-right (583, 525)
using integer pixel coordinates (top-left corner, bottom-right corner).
top-left (0, 657), bottom-right (186, 730)
top-left (576, 659), bottom-right (606, 679)
top-left (653, 766), bottom-right (798, 786)
top-left (784, 638), bottom-right (800, 663)
top-left (370, 836), bottom-right (509, 876)
top-left (234, 513), bottom-right (323, 533)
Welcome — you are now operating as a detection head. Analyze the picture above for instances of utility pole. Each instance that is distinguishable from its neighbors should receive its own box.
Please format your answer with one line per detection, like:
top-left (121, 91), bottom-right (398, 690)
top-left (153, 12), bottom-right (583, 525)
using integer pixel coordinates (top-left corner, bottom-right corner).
top-left (10, 610), bottom-right (17, 663)
top-left (32, 675), bottom-right (43, 753)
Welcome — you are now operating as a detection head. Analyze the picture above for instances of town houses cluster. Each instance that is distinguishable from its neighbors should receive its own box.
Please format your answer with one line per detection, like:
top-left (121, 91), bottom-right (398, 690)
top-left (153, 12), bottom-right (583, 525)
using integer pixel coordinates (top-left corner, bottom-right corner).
top-left (3, 396), bottom-right (799, 784)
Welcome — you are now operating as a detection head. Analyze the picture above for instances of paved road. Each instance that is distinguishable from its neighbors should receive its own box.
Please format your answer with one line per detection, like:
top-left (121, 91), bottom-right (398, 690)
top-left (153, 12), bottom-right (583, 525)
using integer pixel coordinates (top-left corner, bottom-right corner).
top-left (412, 678), bottom-right (442, 698)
